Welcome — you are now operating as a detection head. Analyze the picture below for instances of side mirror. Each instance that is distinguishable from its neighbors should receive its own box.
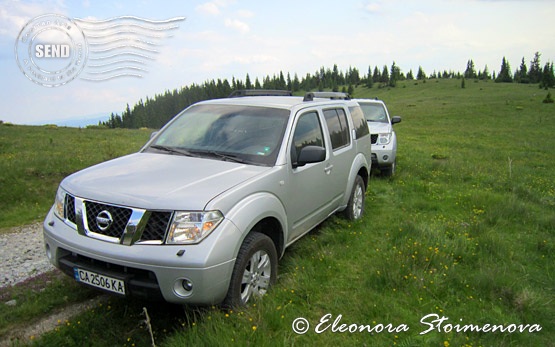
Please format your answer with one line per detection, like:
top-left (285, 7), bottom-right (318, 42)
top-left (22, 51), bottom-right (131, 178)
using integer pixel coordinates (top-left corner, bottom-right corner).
top-left (391, 116), bottom-right (402, 125)
top-left (294, 146), bottom-right (326, 168)
top-left (150, 131), bottom-right (158, 139)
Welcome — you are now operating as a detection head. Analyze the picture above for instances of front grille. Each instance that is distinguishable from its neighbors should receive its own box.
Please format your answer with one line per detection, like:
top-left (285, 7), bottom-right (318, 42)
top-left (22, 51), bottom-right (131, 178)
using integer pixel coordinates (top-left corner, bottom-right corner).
top-left (85, 201), bottom-right (132, 238)
top-left (65, 194), bottom-right (76, 224)
top-left (141, 212), bottom-right (173, 242)
top-left (63, 193), bottom-right (173, 244)
top-left (371, 134), bottom-right (378, 144)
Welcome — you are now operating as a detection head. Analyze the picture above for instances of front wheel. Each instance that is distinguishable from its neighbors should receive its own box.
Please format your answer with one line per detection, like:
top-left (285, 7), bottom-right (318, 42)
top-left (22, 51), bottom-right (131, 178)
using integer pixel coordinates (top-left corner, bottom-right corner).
top-left (381, 158), bottom-right (396, 177)
top-left (344, 175), bottom-right (366, 221)
top-left (223, 232), bottom-right (277, 307)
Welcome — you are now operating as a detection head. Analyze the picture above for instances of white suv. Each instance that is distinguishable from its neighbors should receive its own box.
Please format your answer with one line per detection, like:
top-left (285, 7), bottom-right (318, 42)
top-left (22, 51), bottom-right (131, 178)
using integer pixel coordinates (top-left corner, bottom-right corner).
top-left (43, 91), bottom-right (372, 306)
top-left (355, 99), bottom-right (401, 176)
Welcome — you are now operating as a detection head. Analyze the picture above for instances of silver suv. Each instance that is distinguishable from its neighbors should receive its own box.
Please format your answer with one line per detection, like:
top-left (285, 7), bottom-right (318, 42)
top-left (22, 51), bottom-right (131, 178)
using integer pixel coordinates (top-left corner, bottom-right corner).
top-left (43, 91), bottom-right (372, 306)
top-left (355, 99), bottom-right (401, 176)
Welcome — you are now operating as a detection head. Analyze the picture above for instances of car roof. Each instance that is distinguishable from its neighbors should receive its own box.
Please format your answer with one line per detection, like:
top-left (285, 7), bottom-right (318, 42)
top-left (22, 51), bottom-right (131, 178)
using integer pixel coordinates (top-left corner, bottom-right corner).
top-left (353, 98), bottom-right (385, 105)
top-left (197, 95), bottom-right (359, 110)
top-left (196, 96), bottom-right (305, 110)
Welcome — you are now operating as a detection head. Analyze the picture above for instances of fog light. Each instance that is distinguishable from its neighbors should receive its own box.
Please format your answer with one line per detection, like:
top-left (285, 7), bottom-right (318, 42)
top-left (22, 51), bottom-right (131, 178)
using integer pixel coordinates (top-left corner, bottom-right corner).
top-left (182, 279), bottom-right (193, 292)
top-left (383, 155), bottom-right (389, 161)
top-left (174, 278), bottom-right (194, 297)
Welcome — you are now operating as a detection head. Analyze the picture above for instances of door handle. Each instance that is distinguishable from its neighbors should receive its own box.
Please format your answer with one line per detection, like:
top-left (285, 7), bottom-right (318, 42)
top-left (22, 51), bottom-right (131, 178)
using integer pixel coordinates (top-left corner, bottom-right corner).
top-left (324, 164), bottom-right (333, 174)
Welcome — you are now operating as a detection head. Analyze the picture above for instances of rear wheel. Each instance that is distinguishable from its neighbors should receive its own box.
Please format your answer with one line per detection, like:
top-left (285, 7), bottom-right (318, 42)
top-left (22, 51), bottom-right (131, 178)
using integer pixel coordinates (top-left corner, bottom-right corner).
top-left (344, 175), bottom-right (365, 221)
top-left (223, 232), bottom-right (277, 307)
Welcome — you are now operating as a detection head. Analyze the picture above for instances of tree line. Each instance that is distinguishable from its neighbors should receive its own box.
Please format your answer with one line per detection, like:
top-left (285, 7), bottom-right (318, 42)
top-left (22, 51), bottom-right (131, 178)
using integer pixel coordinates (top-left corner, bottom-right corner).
top-left (102, 52), bottom-right (555, 129)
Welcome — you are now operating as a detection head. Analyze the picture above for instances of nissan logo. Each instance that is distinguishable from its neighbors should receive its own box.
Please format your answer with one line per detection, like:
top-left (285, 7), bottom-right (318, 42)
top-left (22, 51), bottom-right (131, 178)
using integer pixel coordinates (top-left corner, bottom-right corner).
top-left (96, 210), bottom-right (113, 231)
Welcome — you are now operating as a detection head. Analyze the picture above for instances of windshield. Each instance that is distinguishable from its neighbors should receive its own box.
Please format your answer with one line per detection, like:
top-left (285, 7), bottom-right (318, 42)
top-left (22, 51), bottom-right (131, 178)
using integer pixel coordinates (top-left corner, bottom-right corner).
top-left (146, 104), bottom-right (290, 166)
top-left (359, 103), bottom-right (389, 123)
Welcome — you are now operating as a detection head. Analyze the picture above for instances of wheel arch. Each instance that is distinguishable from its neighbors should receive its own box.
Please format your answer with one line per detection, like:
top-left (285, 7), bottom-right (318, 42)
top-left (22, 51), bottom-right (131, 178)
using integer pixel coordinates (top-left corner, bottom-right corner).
top-left (341, 153), bottom-right (370, 207)
top-left (224, 192), bottom-right (287, 259)
top-left (249, 217), bottom-right (285, 258)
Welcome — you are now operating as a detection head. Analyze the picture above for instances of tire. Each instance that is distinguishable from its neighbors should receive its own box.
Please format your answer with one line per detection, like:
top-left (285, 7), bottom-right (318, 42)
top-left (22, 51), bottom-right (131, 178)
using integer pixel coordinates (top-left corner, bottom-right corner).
top-left (223, 232), bottom-right (277, 307)
top-left (381, 159), bottom-right (396, 177)
top-left (344, 175), bottom-right (365, 221)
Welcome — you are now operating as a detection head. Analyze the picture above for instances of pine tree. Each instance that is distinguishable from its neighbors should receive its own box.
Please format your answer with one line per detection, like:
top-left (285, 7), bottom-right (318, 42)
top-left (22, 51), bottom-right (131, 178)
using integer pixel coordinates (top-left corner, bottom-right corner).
top-left (372, 66), bottom-right (381, 83)
top-left (515, 58), bottom-right (529, 83)
top-left (365, 66), bottom-right (374, 88)
top-left (278, 71), bottom-right (286, 89)
top-left (528, 52), bottom-right (542, 84)
top-left (380, 65), bottom-right (389, 85)
top-left (495, 57), bottom-right (513, 83)
top-left (480, 65), bottom-right (491, 80)
top-left (539, 62), bottom-right (555, 89)
top-left (464, 59), bottom-right (476, 79)
top-left (245, 74), bottom-right (252, 89)
top-left (389, 61), bottom-right (400, 87)
top-left (292, 73), bottom-right (300, 91)
top-left (416, 66), bottom-right (426, 80)
top-left (286, 72), bottom-right (292, 90)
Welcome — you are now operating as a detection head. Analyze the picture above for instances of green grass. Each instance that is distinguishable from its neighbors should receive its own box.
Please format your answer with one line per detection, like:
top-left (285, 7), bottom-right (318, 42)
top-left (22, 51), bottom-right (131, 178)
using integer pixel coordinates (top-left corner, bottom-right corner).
top-left (1, 79), bottom-right (554, 346)
top-left (0, 126), bottom-right (152, 230)
top-left (0, 272), bottom-right (98, 340)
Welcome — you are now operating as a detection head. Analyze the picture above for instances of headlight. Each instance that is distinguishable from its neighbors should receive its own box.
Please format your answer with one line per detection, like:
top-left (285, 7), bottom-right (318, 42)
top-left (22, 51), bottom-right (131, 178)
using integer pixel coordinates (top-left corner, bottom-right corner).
top-left (377, 133), bottom-right (391, 145)
top-left (53, 186), bottom-right (66, 220)
top-left (166, 211), bottom-right (224, 244)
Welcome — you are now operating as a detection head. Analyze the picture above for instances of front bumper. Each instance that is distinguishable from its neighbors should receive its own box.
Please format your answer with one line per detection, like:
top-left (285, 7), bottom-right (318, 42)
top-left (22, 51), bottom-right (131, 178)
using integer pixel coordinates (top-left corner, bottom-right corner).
top-left (43, 207), bottom-right (241, 305)
top-left (371, 143), bottom-right (396, 167)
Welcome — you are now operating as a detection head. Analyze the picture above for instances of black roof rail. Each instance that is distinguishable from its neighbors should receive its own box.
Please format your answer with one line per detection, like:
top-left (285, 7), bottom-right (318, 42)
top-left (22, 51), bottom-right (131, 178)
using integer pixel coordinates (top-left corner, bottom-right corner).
top-left (303, 92), bottom-right (351, 102)
top-left (228, 89), bottom-right (293, 98)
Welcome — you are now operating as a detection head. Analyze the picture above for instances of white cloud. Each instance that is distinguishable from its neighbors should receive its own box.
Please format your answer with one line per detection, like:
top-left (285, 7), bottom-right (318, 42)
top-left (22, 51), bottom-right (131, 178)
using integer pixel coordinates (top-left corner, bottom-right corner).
top-left (196, 2), bottom-right (220, 16)
top-left (195, 0), bottom-right (240, 16)
top-left (231, 54), bottom-right (277, 65)
top-left (224, 18), bottom-right (249, 34)
top-left (236, 9), bottom-right (254, 18)
top-left (0, 1), bottom-right (66, 38)
top-left (363, 1), bottom-right (382, 13)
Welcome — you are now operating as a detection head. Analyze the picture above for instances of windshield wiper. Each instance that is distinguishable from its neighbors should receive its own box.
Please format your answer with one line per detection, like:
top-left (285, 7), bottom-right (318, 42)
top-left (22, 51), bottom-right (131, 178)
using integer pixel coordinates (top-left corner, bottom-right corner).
top-left (149, 145), bottom-right (197, 157)
top-left (205, 150), bottom-right (255, 165)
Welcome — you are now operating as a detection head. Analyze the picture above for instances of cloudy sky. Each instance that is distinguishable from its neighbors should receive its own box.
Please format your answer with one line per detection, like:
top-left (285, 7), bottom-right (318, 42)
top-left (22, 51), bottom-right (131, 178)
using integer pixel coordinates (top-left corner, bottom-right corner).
top-left (1, 0), bottom-right (554, 125)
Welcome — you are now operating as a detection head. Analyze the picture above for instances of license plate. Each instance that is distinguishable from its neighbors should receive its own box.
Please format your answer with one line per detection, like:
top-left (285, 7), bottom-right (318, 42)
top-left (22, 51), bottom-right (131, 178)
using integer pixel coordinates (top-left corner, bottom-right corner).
top-left (74, 268), bottom-right (126, 295)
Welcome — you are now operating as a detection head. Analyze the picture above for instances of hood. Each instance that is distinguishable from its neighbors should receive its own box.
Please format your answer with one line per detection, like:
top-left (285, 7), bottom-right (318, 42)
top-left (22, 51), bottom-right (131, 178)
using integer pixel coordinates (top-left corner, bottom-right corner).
top-left (367, 121), bottom-right (392, 135)
top-left (62, 153), bottom-right (269, 210)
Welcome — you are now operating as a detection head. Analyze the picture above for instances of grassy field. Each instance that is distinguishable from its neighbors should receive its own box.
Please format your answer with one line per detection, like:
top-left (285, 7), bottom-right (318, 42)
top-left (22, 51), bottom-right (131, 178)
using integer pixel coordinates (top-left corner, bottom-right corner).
top-left (1, 78), bottom-right (554, 346)
top-left (0, 126), bottom-right (152, 229)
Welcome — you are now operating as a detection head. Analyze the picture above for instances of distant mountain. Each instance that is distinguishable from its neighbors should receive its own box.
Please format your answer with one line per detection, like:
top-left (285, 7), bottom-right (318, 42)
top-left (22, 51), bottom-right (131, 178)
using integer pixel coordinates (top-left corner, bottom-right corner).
top-left (31, 113), bottom-right (113, 127)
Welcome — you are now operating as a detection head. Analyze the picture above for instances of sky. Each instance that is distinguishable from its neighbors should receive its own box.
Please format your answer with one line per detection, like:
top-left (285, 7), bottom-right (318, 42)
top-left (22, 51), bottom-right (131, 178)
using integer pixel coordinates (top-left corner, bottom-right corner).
top-left (1, 0), bottom-right (554, 125)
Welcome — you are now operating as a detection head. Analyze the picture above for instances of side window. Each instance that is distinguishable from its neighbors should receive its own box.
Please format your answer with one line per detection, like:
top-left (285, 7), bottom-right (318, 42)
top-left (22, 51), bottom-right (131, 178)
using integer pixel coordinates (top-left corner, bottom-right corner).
top-left (291, 111), bottom-right (325, 163)
top-left (349, 106), bottom-right (370, 139)
top-left (323, 108), bottom-right (350, 150)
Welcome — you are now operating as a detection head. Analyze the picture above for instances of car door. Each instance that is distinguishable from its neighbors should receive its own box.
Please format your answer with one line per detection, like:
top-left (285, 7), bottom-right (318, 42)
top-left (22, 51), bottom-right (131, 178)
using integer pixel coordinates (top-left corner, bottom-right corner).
top-left (287, 109), bottom-right (350, 242)
top-left (286, 109), bottom-right (337, 242)
top-left (321, 107), bottom-right (353, 205)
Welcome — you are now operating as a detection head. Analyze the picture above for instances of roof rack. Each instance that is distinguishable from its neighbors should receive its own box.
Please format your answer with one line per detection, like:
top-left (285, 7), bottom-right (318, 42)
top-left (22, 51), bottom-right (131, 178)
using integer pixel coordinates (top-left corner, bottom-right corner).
top-left (303, 92), bottom-right (351, 102)
top-left (228, 89), bottom-right (293, 98)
